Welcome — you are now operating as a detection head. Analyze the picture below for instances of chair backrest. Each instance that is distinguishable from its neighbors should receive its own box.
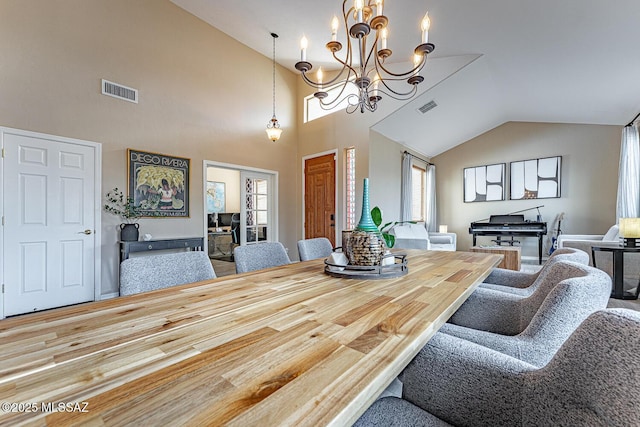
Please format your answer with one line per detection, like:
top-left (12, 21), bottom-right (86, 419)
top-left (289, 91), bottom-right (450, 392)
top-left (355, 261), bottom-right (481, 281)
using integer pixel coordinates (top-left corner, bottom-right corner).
top-left (515, 262), bottom-right (611, 366)
top-left (120, 251), bottom-right (216, 296)
top-left (516, 260), bottom-right (607, 332)
top-left (297, 237), bottom-right (333, 261)
top-left (230, 213), bottom-right (240, 244)
top-left (525, 309), bottom-right (640, 426)
top-left (233, 242), bottom-right (291, 273)
top-left (548, 247), bottom-right (589, 265)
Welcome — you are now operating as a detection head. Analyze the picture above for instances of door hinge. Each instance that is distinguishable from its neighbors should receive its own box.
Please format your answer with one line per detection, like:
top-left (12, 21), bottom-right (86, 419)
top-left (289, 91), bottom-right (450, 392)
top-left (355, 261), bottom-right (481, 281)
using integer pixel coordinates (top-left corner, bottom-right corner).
top-left (1, 284), bottom-right (4, 294)
top-left (1, 148), bottom-right (4, 158)
top-left (1, 216), bottom-right (4, 226)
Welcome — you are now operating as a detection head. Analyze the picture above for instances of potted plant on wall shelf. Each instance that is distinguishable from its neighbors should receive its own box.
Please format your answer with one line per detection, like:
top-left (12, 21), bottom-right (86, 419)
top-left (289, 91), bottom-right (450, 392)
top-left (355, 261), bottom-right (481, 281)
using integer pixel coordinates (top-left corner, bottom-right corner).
top-left (104, 187), bottom-right (142, 241)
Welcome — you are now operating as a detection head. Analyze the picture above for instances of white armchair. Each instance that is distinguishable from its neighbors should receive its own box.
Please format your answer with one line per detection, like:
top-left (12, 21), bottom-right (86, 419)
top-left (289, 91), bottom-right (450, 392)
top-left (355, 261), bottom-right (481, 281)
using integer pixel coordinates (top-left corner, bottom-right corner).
top-left (389, 223), bottom-right (457, 251)
top-left (556, 225), bottom-right (619, 266)
top-left (558, 224), bottom-right (640, 295)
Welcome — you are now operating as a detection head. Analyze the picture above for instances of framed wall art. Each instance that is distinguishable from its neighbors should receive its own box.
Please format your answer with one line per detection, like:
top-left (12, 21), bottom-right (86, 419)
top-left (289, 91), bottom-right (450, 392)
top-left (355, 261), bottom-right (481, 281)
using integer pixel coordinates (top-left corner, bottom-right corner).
top-left (127, 149), bottom-right (190, 217)
top-left (206, 181), bottom-right (225, 213)
top-left (463, 163), bottom-right (506, 202)
top-left (510, 156), bottom-right (561, 200)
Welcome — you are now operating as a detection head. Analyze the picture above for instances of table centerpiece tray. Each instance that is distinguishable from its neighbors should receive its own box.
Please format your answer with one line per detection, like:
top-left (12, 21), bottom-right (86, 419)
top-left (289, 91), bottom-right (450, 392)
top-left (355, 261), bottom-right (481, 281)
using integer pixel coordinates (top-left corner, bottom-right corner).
top-left (324, 253), bottom-right (408, 279)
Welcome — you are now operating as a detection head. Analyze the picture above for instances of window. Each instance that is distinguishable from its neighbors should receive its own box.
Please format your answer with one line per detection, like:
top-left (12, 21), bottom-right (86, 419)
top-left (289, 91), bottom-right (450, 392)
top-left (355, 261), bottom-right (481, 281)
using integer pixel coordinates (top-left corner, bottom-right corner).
top-left (411, 165), bottom-right (426, 221)
top-left (345, 147), bottom-right (356, 230)
top-left (304, 80), bottom-right (359, 123)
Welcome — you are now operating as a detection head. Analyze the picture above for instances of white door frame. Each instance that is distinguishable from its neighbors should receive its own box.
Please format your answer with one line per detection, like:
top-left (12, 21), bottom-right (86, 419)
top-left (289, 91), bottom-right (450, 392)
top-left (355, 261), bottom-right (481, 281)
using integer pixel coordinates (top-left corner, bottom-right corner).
top-left (202, 160), bottom-right (279, 246)
top-left (301, 149), bottom-right (339, 245)
top-left (0, 126), bottom-right (102, 319)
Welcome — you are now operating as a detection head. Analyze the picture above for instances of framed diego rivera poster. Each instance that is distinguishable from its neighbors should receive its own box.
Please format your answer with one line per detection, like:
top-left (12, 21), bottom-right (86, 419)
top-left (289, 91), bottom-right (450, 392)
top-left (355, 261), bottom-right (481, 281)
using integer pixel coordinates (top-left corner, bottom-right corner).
top-left (127, 149), bottom-right (190, 217)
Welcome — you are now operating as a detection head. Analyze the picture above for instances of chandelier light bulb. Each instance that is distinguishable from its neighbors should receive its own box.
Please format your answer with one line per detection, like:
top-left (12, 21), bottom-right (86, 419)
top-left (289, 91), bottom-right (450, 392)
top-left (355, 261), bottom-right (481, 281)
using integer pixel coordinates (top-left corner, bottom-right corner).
top-left (421, 12), bottom-right (431, 44)
top-left (331, 15), bottom-right (339, 41)
top-left (354, 0), bottom-right (364, 22)
top-left (300, 35), bottom-right (308, 61)
top-left (317, 67), bottom-right (323, 88)
top-left (380, 27), bottom-right (388, 50)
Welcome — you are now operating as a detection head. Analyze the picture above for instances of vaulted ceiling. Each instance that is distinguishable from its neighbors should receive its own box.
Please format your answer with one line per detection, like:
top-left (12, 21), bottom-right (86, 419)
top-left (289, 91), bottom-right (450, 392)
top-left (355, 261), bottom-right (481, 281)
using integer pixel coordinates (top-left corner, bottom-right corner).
top-left (172, 0), bottom-right (640, 157)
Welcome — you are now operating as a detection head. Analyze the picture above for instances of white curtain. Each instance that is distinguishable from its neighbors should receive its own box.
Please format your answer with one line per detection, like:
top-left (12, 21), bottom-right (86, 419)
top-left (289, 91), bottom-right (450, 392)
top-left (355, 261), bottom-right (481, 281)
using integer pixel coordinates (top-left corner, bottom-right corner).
top-left (400, 152), bottom-right (412, 221)
top-left (616, 124), bottom-right (640, 219)
top-left (425, 164), bottom-right (437, 232)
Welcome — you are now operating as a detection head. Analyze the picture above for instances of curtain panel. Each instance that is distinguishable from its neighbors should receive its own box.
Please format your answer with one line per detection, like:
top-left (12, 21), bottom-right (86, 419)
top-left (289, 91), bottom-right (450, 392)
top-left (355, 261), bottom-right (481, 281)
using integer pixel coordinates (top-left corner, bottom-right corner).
top-left (425, 164), bottom-right (437, 232)
top-left (400, 152), bottom-right (412, 222)
top-left (617, 124), bottom-right (640, 219)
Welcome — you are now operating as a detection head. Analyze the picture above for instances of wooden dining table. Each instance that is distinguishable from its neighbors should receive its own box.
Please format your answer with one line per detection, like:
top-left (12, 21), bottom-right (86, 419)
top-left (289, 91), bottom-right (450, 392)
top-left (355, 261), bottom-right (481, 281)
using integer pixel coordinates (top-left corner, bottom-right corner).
top-left (0, 249), bottom-right (501, 426)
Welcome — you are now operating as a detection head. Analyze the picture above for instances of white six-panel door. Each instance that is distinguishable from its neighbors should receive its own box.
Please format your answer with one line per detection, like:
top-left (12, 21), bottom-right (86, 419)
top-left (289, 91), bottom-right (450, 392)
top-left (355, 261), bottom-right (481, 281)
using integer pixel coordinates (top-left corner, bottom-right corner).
top-left (1, 128), bottom-right (101, 317)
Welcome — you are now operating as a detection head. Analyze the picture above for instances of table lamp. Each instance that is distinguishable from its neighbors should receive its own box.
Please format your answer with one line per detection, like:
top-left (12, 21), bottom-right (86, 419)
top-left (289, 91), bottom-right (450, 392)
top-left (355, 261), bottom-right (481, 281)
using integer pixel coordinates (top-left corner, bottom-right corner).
top-left (619, 217), bottom-right (640, 247)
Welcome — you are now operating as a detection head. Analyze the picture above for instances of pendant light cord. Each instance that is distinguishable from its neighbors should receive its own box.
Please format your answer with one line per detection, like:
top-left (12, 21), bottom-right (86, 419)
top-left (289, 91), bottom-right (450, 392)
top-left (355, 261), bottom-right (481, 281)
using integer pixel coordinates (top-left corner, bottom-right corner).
top-left (271, 33), bottom-right (278, 119)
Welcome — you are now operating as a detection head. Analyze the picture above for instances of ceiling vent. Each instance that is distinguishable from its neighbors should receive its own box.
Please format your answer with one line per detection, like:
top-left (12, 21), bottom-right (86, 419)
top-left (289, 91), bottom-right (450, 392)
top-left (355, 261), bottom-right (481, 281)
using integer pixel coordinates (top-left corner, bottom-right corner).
top-left (101, 79), bottom-right (138, 103)
top-left (417, 100), bottom-right (437, 114)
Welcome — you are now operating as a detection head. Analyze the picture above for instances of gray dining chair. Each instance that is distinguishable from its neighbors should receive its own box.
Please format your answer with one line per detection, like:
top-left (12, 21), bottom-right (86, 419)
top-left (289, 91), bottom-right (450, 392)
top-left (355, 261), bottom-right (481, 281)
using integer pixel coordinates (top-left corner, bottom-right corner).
top-left (120, 251), bottom-right (216, 296)
top-left (448, 260), bottom-right (609, 335)
top-left (355, 309), bottom-right (640, 427)
top-left (233, 241), bottom-right (291, 273)
top-left (479, 247), bottom-right (590, 296)
top-left (297, 237), bottom-right (333, 261)
top-left (440, 262), bottom-right (611, 367)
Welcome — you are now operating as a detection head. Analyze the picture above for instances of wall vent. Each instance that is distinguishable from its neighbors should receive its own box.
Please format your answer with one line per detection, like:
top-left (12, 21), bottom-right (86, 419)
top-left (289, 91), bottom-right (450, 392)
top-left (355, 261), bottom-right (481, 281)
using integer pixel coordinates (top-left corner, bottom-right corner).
top-left (101, 79), bottom-right (138, 103)
top-left (417, 100), bottom-right (437, 114)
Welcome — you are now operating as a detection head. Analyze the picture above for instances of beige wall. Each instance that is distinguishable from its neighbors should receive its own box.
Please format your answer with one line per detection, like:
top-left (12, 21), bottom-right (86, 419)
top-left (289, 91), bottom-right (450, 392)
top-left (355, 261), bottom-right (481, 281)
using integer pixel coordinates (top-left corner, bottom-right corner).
top-left (206, 167), bottom-right (241, 213)
top-left (0, 0), bottom-right (299, 295)
top-left (433, 122), bottom-right (621, 259)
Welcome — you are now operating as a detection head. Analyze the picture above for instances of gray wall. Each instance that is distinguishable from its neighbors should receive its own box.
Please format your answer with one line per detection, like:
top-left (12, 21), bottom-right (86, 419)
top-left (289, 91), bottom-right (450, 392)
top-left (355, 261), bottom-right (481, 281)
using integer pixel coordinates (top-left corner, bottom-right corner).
top-left (433, 121), bottom-right (620, 259)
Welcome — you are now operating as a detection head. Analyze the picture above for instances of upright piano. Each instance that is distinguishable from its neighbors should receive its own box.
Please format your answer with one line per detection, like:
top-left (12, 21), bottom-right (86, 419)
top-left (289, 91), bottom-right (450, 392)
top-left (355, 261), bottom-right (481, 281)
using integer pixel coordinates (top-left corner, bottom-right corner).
top-left (469, 214), bottom-right (547, 264)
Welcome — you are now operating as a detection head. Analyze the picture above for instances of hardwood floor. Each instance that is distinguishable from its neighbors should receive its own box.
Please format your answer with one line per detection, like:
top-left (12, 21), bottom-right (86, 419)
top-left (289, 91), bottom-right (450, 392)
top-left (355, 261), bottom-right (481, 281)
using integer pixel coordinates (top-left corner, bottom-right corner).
top-left (211, 258), bottom-right (236, 277)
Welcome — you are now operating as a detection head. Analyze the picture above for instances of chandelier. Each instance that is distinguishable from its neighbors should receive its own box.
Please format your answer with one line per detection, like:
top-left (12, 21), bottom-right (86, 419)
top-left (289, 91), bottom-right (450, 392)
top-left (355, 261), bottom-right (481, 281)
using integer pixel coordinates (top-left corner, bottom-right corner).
top-left (295, 0), bottom-right (435, 114)
top-left (266, 33), bottom-right (283, 142)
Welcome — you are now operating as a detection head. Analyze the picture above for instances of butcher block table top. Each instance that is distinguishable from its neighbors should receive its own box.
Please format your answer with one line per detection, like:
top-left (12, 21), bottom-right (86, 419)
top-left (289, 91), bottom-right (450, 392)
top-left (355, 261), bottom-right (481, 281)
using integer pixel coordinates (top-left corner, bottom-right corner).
top-left (0, 250), bottom-right (500, 427)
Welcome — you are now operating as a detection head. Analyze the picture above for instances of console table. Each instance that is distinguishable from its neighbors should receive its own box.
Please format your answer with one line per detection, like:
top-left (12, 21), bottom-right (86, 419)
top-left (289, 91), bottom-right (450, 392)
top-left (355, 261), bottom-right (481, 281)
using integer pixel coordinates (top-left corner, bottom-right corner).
top-left (591, 245), bottom-right (640, 300)
top-left (120, 237), bottom-right (204, 263)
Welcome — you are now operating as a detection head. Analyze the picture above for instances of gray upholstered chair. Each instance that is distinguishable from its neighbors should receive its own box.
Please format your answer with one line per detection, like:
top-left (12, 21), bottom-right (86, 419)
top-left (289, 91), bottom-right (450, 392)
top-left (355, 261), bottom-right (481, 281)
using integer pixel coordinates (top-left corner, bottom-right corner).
top-left (233, 241), bottom-right (291, 273)
top-left (355, 309), bottom-right (640, 427)
top-left (119, 251), bottom-right (216, 296)
top-left (297, 237), bottom-right (333, 261)
top-left (440, 262), bottom-right (611, 367)
top-left (448, 261), bottom-right (611, 335)
top-left (479, 247), bottom-right (589, 296)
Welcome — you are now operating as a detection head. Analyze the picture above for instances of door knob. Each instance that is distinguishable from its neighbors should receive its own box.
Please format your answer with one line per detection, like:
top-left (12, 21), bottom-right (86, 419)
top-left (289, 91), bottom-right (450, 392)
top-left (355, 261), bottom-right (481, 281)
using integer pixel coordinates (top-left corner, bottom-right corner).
top-left (78, 229), bottom-right (92, 235)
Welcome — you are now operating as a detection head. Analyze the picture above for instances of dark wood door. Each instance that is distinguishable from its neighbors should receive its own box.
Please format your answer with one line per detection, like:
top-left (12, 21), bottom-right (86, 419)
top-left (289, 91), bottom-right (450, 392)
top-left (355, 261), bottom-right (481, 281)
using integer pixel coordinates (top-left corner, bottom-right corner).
top-left (304, 153), bottom-right (336, 247)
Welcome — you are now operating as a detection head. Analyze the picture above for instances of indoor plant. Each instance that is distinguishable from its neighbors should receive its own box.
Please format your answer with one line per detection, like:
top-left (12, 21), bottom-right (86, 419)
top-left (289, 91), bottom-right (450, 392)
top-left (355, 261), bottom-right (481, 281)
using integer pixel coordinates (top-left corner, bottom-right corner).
top-left (104, 187), bottom-right (142, 241)
top-left (371, 206), bottom-right (416, 248)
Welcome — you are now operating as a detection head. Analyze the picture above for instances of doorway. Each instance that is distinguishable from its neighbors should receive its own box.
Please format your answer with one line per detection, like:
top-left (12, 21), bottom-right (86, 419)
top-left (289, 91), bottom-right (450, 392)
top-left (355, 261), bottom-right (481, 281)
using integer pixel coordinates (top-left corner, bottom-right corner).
top-left (0, 127), bottom-right (102, 318)
top-left (203, 161), bottom-right (278, 268)
top-left (303, 151), bottom-right (337, 247)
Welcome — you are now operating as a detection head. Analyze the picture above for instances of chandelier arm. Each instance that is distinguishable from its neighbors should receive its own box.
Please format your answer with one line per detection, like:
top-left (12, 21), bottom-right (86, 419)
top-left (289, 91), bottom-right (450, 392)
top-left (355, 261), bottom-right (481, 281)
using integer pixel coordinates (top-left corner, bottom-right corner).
top-left (300, 65), bottom-right (351, 88)
top-left (375, 85), bottom-right (419, 101)
top-left (317, 93), bottom-right (359, 110)
top-left (374, 52), bottom-right (427, 78)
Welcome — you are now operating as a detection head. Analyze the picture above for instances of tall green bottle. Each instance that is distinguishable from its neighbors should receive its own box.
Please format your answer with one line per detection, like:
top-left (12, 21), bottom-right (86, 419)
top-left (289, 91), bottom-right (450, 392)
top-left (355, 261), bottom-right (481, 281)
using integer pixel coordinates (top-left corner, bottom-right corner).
top-left (356, 178), bottom-right (379, 233)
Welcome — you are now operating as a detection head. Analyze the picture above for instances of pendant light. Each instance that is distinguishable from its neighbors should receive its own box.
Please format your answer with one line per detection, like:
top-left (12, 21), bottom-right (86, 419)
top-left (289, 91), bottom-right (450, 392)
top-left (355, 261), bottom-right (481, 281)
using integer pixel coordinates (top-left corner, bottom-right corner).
top-left (266, 33), bottom-right (283, 142)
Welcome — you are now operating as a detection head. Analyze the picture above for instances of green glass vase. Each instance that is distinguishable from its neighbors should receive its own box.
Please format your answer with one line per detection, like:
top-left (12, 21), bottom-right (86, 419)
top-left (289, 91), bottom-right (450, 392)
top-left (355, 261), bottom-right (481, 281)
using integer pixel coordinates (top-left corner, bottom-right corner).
top-left (356, 178), bottom-right (379, 233)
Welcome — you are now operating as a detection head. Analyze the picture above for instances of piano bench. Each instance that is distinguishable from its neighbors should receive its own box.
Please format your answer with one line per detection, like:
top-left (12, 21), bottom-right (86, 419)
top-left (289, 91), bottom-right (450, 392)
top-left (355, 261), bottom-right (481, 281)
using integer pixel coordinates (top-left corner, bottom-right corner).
top-left (491, 239), bottom-right (520, 246)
